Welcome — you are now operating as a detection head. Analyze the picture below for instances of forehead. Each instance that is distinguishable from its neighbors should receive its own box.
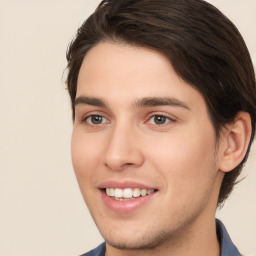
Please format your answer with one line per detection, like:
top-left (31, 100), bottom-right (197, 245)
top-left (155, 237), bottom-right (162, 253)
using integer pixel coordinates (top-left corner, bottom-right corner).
top-left (76, 41), bottom-right (206, 110)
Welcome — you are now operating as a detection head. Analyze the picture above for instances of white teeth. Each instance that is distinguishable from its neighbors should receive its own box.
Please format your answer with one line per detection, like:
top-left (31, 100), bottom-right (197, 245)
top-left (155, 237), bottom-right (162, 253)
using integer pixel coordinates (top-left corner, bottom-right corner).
top-left (105, 188), bottom-right (155, 199)
top-left (132, 188), bottom-right (141, 198)
top-left (140, 189), bottom-right (147, 196)
top-left (115, 188), bottom-right (123, 198)
top-left (109, 188), bottom-right (115, 196)
top-left (147, 189), bottom-right (154, 195)
top-left (123, 188), bottom-right (133, 198)
top-left (106, 188), bottom-right (115, 197)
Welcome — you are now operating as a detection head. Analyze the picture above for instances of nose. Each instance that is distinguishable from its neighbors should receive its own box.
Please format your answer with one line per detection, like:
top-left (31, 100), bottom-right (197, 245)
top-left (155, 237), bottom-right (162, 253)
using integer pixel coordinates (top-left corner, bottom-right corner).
top-left (103, 122), bottom-right (144, 171)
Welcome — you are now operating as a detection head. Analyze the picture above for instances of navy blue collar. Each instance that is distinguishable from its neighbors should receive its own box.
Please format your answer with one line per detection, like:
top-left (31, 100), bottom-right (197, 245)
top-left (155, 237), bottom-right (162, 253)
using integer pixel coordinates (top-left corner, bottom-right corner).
top-left (216, 219), bottom-right (241, 256)
top-left (82, 219), bottom-right (241, 256)
top-left (81, 243), bottom-right (105, 256)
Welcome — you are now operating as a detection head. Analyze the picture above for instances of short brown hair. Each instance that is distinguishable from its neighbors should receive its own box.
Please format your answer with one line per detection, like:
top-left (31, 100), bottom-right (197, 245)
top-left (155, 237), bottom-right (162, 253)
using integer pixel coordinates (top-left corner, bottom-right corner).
top-left (66, 0), bottom-right (256, 205)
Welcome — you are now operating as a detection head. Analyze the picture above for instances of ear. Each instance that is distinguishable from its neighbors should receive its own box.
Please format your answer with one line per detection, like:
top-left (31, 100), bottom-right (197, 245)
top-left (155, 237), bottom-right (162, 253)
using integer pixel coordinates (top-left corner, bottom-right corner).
top-left (219, 112), bottom-right (252, 173)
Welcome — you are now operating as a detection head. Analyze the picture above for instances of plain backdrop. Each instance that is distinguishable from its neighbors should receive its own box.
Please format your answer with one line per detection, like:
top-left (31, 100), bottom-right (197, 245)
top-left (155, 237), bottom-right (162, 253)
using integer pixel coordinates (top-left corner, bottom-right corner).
top-left (0, 1), bottom-right (255, 255)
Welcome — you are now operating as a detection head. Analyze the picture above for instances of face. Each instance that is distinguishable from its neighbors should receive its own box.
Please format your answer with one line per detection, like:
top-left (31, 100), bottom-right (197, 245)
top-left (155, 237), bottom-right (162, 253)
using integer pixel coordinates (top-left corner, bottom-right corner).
top-left (72, 42), bottom-right (223, 250)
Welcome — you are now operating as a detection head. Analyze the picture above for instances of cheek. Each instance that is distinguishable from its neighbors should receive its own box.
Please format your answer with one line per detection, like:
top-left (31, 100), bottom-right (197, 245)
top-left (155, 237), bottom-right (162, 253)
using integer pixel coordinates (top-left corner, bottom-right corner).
top-left (147, 124), bottom-right (217, 192)
top-left (71, 129), bottom-right (101, 184)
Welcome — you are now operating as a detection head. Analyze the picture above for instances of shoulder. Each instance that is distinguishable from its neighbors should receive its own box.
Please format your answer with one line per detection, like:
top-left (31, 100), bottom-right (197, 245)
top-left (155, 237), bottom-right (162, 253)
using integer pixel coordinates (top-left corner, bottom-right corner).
top-left (80, 243), bottom-right (106, 256)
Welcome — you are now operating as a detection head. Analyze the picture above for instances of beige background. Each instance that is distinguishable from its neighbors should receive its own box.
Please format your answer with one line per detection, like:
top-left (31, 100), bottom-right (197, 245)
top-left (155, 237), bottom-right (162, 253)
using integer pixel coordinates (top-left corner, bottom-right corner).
top-left (0, 1), bottom-right (255, 255)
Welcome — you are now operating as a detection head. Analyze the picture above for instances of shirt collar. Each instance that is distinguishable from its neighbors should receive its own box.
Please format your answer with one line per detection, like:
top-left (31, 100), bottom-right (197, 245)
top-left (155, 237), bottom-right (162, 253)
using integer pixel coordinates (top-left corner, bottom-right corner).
top-left (216, 219), bottom-right (241, 256)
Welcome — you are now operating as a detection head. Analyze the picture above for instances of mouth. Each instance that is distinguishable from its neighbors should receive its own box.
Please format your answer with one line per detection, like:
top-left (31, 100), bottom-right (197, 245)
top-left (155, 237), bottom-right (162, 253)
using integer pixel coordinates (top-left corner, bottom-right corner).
top-left (104, 188), bottom-right (156, 201)
top-left (98, 181), bottom-right (158, 212)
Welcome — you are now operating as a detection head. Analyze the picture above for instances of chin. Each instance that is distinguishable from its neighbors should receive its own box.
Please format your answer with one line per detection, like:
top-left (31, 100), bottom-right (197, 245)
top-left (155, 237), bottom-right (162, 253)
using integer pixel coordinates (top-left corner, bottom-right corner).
top-left (100, 225), bottom-right (174, 251)
top-left (104, 237), bottom-right (159, 250)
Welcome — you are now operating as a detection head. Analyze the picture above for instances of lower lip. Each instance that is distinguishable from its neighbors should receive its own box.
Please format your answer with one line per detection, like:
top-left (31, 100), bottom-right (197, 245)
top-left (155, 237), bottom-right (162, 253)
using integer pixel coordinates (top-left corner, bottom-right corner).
top-left (101, 190), bottom-right (156, 213)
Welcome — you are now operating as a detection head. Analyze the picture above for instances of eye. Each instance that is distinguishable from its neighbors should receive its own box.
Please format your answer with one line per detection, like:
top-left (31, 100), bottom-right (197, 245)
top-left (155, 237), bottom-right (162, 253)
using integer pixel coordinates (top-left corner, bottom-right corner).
top-left (148, 115), bottom-right (172, 125)
top-left (85, 115), bottom-right (109, 125)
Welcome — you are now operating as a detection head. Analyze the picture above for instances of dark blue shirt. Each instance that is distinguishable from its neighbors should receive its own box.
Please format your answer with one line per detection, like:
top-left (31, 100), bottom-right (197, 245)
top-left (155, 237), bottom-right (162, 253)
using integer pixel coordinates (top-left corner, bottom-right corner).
top-left (81, 219), bottom-right (241, 256)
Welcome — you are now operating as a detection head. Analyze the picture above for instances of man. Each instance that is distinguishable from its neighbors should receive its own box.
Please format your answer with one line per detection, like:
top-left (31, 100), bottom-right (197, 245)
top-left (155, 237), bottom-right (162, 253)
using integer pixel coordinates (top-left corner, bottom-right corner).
top-left (66, 0), bottom-right (256, 255)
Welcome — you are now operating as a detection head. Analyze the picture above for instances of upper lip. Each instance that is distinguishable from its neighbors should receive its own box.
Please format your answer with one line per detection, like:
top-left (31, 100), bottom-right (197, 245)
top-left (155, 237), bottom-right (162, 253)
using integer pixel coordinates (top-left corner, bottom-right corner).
top-left (98, 180), bottom-right (157, 190)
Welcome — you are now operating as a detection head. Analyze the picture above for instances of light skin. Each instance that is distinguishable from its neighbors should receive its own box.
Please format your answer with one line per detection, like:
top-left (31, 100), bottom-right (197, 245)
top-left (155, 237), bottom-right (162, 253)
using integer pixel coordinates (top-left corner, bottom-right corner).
top-left (71, 42), bottom-right (251, 256)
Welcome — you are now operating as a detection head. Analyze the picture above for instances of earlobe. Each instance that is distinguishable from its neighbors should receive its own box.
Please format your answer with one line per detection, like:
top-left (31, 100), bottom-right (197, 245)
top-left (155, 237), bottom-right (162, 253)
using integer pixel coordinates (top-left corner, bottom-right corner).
top-left (219, 112), bottom-right (252, 173)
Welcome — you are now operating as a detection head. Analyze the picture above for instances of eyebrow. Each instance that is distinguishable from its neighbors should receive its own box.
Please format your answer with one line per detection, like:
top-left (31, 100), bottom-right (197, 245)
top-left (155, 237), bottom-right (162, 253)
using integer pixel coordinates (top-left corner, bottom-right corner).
top-left (75, 96), bottom-right (107, 107)
top-left (74, 96), bottom-right (190, 110)
top-left (133, 97), bottom-right (190, 110)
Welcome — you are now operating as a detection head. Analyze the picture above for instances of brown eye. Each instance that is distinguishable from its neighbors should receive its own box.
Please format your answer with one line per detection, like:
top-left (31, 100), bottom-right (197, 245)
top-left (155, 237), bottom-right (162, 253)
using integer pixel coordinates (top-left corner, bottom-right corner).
top-left (149, 115), bottom-right (172, 125)
top-left (154, 116), bottom-right (167, 124)
top-left (87, 115), bottom-right (107, 124)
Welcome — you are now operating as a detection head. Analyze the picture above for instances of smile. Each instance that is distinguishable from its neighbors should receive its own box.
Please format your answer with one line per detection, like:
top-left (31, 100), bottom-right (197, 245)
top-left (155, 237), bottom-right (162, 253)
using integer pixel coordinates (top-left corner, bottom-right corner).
top-left (105, 188), bottom-right (155, 200)
top-left (99, 181), bottom-right (158, 212)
